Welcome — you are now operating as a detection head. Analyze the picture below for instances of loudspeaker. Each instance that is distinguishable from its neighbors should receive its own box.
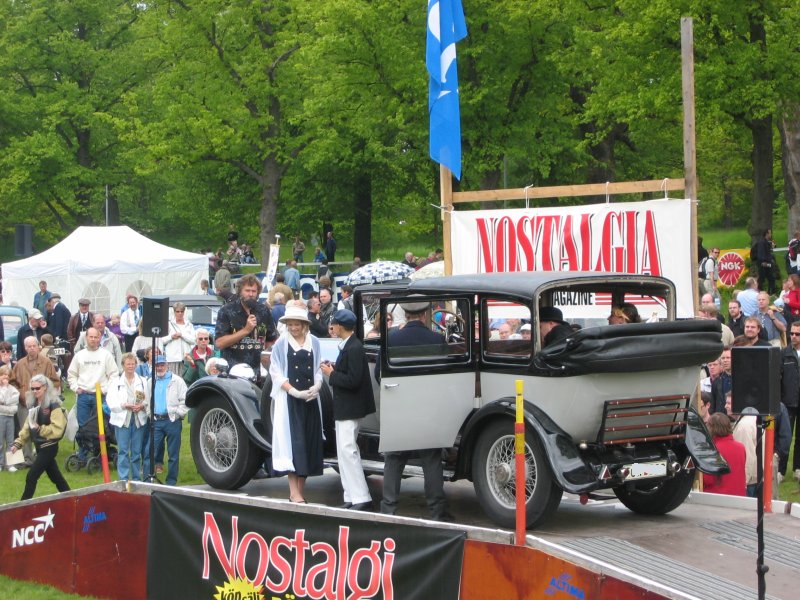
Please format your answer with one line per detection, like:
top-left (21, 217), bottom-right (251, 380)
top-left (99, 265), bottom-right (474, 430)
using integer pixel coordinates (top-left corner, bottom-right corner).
top-left (731, 345), bottom-right (780, 415)
top-left (14, 224), bottom-right (33, 257)
top-left (141, 296), bottom-right (169, 336)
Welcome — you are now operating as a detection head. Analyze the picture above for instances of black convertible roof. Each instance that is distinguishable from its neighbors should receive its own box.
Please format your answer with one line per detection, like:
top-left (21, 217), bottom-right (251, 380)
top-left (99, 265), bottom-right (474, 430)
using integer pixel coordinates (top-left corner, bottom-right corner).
top-left (387, 271), bottom-right (674, 301)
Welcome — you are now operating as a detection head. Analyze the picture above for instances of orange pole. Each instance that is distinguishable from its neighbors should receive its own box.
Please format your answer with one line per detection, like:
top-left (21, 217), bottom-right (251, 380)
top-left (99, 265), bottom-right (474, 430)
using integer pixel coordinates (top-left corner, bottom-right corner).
top-left (95, 383), bottom-right (111, 483)
top-left (514, 380), bottom-right (525, 545)
top-left (763, 417), bottom-right (774, 513)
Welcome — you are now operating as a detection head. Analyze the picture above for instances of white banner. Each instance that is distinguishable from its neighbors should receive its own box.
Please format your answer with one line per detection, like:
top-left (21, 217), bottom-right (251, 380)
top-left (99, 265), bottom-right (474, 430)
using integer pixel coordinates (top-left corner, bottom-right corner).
top-left (451, 199), bottom-right (694, 318)
top-left (265, 244), bottom-right (281, 286)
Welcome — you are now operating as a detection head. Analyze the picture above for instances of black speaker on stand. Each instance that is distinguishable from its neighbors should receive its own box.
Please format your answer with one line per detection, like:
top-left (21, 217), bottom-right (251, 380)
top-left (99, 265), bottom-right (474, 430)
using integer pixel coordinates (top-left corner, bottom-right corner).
top-left (14, 224), bottom-right (33, 257)
top-left (731, 344), bottom-right (780, 600)
top-left (142, 296), bottom-right (169, 484)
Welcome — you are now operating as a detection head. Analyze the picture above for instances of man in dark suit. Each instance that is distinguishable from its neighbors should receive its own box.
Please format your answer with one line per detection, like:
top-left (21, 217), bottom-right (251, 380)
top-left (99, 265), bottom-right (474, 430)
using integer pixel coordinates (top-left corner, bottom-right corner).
top-left (66, 298), bottom-right (94, 351)
top-left (45, 293), bottom-right (71, 342)
top-left (320, 309), bottom-right (376, 511)
top-left (379, 299), bottom-right (453, 521)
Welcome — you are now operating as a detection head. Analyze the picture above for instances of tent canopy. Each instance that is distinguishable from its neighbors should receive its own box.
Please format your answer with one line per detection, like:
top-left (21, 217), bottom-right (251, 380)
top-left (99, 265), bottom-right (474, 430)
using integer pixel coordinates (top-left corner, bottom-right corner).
top-left (2, 226), bottom-right (208, 315)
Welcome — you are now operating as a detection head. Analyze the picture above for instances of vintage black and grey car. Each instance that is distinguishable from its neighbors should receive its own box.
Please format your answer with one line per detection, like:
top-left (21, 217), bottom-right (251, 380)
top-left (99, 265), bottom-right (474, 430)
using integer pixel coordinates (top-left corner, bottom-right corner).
top-left (187, 271), bottom-right (727, 529)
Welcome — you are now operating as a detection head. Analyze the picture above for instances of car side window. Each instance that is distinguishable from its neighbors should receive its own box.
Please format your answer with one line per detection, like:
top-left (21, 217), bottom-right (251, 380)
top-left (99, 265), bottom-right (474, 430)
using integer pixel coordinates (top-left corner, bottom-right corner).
top-left (386, 298), bottom-right (470, 366)
top-left (482, 299), bottom-right (532, 361)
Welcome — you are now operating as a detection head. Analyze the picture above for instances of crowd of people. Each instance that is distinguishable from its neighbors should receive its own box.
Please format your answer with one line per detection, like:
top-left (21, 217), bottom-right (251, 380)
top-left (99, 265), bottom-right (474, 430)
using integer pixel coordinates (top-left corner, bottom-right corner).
top-left (4, 234), bottom-right (796, 515)
top-left (0, 279), bottom-right (219, 498)
top-left (695, 232), bottom-right (800, 497)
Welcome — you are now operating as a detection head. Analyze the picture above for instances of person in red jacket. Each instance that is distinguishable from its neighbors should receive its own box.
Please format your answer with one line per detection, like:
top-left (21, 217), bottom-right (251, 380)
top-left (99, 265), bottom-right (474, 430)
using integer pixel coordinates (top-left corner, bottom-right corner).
top-left (703, 412), bottom-right (746, 496)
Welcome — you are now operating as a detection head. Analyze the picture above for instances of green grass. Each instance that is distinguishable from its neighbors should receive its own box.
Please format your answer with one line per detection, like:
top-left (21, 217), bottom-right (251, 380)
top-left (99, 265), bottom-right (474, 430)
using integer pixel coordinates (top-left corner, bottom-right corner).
top-left (0, 390), bottom-right (204, 506)
top-left (0, 575), bottom-right (100, 600)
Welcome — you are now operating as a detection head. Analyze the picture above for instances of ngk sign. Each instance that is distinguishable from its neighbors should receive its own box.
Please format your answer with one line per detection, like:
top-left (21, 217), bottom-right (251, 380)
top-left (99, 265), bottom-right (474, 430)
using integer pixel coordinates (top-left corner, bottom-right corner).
top-left (718, 251), bottom-right (746, 286)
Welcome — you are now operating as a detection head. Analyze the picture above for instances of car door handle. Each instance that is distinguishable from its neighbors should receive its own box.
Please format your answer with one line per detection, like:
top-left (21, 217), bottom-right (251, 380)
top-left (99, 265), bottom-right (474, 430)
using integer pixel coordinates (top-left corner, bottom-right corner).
top-left (384, 383), bottom-right (399, 388)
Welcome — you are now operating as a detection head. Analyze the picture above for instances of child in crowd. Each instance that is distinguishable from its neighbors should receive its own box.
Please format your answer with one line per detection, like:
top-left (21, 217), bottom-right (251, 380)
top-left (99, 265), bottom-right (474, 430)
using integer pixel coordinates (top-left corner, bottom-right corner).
top-left (0, 365), bottom-right (20, 472)
top-left (40, 333), bottom-right (60, 376)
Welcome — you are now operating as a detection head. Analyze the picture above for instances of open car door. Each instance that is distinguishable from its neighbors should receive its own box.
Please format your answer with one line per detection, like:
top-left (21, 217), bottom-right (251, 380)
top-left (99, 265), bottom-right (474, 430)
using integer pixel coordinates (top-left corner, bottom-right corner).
top-left (378, 296), bottom-right (475, 452)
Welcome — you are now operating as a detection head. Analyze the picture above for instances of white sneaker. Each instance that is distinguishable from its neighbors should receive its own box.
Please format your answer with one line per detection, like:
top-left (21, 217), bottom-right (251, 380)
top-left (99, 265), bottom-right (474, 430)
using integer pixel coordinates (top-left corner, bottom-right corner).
top-left (7, 466), bottom-right (17, 473)
top-left (777, 472), bottom-right (784, 484)
top-left (794, 469), bottom-right (800, 482)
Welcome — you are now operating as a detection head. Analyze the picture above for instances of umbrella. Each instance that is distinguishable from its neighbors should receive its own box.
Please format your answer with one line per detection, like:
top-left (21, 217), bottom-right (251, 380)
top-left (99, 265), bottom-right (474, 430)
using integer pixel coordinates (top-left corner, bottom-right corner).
top-left (345, 261), bottom-right (414, 286)
top-left (409, 260), bottom-right (445, 280)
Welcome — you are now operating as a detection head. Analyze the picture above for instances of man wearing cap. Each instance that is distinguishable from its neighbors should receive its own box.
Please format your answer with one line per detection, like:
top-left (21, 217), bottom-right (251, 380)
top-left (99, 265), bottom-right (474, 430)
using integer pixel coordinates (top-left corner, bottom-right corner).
top-left (45, 293), bottom-right (71, 343)
top-left (539, 306), bottom-right (573, 347)
top-left (215, 274), bottom-right (278, 375)
top-left (67, 298), bottom-right (94, 352)
top-left (381, 299), bottom-right (453, 521)
top-left (320, 309), bottom-right (376, 511)
top-left (142, 355), bottom-right (188, 485)
top-left (67, 327), bottom-right (119, 463)
top-left (16, 309), bottom-right (51, 360)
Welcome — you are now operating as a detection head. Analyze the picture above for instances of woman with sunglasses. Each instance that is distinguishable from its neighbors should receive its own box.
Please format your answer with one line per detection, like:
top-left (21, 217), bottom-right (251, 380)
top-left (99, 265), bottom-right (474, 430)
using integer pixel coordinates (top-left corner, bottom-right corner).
top-left (10, 374), bottom-right (71, 500)
top-left (182, 328), bottom-right (214, 386)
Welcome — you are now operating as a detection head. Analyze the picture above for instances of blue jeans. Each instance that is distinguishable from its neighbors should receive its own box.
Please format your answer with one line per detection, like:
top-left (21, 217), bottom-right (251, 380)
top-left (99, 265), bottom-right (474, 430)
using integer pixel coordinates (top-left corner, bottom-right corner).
top-left (115, 420), bottom-right (145, 481)
top-left (143, 419), bottom-right (182, 485)
top-left (76, 392), bottom-right (106, 461)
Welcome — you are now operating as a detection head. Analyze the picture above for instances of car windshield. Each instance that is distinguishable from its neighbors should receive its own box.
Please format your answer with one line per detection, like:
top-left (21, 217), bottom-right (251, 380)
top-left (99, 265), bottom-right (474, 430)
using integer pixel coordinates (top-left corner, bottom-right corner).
top-left (1, 314), bottom-right (24, 339)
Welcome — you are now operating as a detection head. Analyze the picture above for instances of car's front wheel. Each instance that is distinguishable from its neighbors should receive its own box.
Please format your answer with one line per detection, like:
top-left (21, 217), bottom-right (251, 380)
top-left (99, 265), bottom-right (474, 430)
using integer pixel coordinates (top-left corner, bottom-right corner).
top-left (613, 469), bottom-right (694, 515)
top-left (191, 394), bottom-right (264, 489)
top-left (472, 419), bottom-right (561, 529)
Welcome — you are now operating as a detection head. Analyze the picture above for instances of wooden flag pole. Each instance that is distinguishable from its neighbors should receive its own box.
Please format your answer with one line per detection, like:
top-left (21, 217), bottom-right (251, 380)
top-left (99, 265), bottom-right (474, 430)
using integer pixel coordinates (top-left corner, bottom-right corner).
top-left (441, 164), bottom-right (454, 276)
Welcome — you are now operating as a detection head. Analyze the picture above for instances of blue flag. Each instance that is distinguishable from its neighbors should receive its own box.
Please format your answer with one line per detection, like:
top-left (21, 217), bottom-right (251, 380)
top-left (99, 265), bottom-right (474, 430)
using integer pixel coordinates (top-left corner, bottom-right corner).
top-left (427, 0), bottom-right (467, 180)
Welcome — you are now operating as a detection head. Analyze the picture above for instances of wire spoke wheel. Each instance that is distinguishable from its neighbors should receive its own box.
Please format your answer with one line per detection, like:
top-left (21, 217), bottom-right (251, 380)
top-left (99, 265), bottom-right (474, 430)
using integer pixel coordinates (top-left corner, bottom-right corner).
top-left (199, 407), bottom-right (239, 472)
top-left (484, 434), bottom-right (536, 508)
top-left (473, 420), bottom-right (561, 529)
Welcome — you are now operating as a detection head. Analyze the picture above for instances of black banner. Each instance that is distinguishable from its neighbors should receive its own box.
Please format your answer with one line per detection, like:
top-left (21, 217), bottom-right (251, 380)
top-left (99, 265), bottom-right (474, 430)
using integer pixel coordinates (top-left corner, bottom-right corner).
top-left (147, 492), bottom-right (465, 600)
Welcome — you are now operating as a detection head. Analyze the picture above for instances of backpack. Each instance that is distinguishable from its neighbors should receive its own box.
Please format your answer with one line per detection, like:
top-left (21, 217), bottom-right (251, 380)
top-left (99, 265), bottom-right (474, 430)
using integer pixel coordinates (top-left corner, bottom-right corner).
top-left (789, 239), bottom-right (800, 261)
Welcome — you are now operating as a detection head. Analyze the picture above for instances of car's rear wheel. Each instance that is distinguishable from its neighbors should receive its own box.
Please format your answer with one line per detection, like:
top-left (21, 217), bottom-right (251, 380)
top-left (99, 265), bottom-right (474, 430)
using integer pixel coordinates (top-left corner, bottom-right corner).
top-left (613, 469), bottom-right (694, 515)
top-left (191, 394), bottom-right (263, 489)
top-left (472, 419), bottom-right (561, 529)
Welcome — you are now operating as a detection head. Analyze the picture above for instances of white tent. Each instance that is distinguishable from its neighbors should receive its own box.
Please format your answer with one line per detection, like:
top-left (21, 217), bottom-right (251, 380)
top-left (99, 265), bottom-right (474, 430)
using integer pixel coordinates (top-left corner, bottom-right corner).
top-left (2, 226), bottom-right (208, 315)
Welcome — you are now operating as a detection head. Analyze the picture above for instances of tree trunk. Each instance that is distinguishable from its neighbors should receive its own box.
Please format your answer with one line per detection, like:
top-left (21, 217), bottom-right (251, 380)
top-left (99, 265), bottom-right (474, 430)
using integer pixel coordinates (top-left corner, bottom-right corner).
top-left (781, 106), bottom-right (800, 238)
top-left (722, 179), bottom-right (733, 229)
top-left (748, 115), bottom-right (774, 242)
top-left (258, 155), bottom-right (281, 267)
top-left (352, 171), bottom-right (372, 262)
top-left (105, 187), bottom-right (120, 225)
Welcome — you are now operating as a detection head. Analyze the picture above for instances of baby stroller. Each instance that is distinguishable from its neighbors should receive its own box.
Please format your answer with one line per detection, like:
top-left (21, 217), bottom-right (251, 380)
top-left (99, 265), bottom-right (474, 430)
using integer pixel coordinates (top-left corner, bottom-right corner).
top-left (64, 406), bottom-right (118, 475)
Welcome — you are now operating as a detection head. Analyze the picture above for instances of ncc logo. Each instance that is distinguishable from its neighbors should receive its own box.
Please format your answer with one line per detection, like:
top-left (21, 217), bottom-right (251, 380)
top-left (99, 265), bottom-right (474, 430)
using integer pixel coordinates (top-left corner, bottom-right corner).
top-left (11, 509), bottom-right (55, 548)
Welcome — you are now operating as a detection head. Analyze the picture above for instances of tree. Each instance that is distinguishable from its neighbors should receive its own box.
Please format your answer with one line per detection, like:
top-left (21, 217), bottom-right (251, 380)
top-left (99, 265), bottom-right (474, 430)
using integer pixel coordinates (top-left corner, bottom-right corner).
top-left (0, 0), bottom-right (158, 247)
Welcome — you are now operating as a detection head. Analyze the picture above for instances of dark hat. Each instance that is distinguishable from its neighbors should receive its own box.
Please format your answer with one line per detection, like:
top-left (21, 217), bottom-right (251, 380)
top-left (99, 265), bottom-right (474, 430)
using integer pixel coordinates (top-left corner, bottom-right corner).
top-left (78, 298), bottom-right (91, 306)
top-left (332, 309), bottom-right (357, 329)
top-left (539, 306), bottom-right (566, 324)
top-left (401, 295), bottom-right (430, 314)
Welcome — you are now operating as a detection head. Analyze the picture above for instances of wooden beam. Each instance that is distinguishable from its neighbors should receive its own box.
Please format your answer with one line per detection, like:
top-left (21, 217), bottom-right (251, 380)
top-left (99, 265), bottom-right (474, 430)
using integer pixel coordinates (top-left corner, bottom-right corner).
top-left (451, 178), bottom-right (685, 203)
top-left (440, 164), bottom-right (454, 276)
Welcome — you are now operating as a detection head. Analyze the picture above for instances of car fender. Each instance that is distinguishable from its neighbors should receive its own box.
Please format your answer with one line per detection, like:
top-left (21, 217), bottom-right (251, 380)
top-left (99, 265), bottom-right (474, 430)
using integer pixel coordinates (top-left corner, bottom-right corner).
top-left (186, 376), bottom-right (270, 451)
top-left (684, 407), bottom-right (729, 475)
top-left (456, 398), bottom-right (600, 494)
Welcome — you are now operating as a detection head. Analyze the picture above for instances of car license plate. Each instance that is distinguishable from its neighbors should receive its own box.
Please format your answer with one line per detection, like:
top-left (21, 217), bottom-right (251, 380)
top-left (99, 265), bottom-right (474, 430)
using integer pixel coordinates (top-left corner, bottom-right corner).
top-left (623, 461), bottom-right (667, 480)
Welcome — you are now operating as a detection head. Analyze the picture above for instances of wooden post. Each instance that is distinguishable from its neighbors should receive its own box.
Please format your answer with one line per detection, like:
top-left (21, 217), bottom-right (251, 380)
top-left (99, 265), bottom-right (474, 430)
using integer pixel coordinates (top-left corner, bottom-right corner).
top-left (682, 17), bottom-right (704, 493)
top-left (682, 17), bottom-right (699, 311)
top-left (440, 165), bottom-right (454, 276)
